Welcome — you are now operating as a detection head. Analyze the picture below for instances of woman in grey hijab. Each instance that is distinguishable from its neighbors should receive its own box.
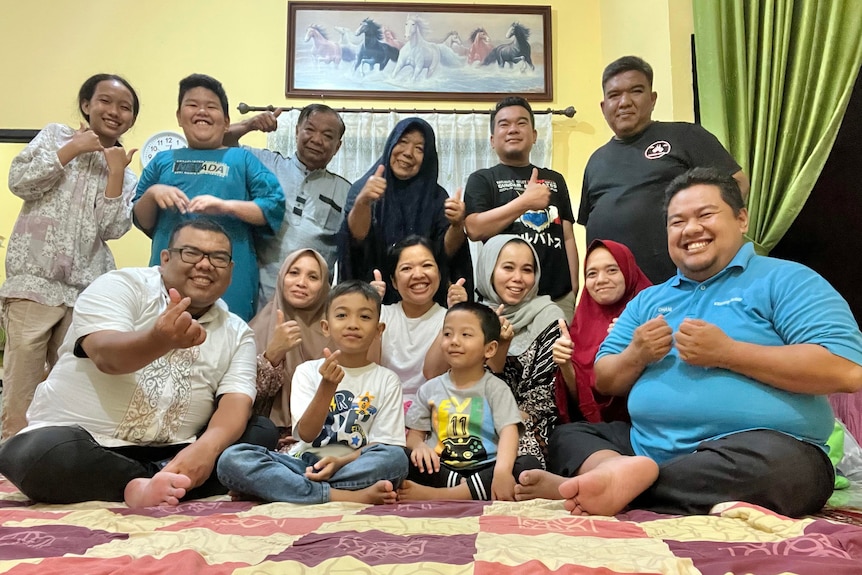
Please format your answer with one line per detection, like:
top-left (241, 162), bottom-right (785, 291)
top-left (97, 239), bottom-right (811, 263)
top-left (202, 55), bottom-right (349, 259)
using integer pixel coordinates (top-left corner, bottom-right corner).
top-left (475, 234), bottom-right (566, 467)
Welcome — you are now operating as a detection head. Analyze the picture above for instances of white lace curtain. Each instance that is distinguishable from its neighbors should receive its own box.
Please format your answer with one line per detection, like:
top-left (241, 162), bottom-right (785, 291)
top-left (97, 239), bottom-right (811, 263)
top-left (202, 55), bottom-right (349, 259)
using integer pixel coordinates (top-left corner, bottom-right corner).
top-left (266, 110), bottom-right (553, 195)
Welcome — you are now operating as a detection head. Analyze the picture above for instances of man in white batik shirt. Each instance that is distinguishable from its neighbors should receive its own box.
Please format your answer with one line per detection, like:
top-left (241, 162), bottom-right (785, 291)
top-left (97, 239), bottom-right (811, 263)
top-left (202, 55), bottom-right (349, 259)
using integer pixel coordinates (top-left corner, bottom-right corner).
top-left (0, 219), bottom-right (277, 508)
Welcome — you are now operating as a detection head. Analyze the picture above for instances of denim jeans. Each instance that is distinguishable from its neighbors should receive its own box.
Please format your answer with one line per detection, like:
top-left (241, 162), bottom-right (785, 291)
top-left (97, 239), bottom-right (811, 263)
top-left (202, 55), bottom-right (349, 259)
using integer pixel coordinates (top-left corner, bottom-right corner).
top-left (217, 443), bottom-right (408, 503)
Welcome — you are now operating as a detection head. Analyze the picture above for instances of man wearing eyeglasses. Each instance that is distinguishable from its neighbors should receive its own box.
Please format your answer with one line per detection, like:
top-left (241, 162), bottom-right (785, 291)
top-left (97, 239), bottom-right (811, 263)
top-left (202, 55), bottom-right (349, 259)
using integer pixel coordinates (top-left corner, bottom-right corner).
top-left (0, 218), bottom-right (277, 507)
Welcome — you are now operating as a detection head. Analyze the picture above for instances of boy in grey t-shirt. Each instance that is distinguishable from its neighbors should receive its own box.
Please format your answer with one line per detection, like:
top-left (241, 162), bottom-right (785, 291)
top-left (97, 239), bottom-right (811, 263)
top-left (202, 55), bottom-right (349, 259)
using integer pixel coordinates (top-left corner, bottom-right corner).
top-left (398, 302), bottom-right (541, 501)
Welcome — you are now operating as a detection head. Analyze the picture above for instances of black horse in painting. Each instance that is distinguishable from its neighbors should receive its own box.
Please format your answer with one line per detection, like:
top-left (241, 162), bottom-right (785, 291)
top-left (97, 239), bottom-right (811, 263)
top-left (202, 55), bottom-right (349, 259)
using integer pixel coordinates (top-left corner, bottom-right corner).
top-left (483, 22), bottom-right (534, 71)
top-left (354, 18), bottom-right (399, 73)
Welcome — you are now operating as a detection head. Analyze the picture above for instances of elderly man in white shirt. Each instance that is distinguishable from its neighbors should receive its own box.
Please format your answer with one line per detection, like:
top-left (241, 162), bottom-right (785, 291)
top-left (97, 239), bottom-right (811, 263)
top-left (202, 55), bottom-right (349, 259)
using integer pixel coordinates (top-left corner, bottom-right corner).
top-left (0, 218), bottom-right (277, 507)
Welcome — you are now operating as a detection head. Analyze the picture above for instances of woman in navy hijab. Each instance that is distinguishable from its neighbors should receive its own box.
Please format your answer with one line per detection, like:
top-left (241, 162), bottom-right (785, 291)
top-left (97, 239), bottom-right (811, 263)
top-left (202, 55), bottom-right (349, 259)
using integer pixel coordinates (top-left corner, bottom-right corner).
top-left (339, 117), bottom-right (473, 305)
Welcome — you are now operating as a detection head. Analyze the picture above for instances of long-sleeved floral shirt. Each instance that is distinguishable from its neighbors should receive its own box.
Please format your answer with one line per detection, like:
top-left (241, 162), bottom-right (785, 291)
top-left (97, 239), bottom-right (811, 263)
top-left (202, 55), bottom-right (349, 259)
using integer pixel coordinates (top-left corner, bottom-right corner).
top-left (1, 123), bottom-right (136, 307)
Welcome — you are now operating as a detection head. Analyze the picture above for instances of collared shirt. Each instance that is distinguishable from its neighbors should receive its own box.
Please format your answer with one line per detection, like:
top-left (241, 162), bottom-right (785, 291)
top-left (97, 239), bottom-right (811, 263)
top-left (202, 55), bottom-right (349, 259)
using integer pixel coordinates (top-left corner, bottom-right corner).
top-left (247, 150), bottom-right (350, 305)
top-left (24, 266), bottom-right (257, 447)
top-left (1, 123), bottom-right (136, 307)
top-left (599, 242), bottom-right (862, 463)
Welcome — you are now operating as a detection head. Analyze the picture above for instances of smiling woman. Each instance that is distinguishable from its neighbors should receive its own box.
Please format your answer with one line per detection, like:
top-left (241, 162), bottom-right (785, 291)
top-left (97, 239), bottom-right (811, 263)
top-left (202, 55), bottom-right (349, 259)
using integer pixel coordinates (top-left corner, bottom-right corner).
top-left (338, 117), bottom-right (473, 306)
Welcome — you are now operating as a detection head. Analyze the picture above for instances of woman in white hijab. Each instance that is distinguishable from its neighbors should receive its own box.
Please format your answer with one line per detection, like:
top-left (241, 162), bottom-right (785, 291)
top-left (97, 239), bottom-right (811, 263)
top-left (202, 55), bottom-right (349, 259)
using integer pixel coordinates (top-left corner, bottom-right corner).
top-left (476, 234), bottom-right (566, 467)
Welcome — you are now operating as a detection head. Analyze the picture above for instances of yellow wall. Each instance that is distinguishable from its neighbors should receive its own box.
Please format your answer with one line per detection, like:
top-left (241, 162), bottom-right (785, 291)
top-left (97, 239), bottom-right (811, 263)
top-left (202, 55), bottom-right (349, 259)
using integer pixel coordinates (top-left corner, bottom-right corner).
top-left (0, 0), bottom-right (694, 283)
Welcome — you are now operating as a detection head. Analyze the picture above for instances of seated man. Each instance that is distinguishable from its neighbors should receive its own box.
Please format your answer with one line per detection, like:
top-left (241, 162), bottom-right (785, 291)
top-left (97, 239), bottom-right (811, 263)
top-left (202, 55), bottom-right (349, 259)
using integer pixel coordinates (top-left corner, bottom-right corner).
top-left (0, 219), bottom-right (277, 507)
top-left (516, 167), bottom-right (862, 517)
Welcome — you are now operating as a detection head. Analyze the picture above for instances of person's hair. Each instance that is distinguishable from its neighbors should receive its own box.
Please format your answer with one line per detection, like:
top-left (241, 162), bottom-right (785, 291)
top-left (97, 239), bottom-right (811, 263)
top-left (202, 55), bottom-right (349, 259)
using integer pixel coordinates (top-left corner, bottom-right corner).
top-left (490, 96), bottom-right (535, 133)
top-left (177, 74), bottom-right (229, 116)
top-left (298, 103), bottom-right (345, 138)
top-left (78, 74), bottom-right (140, 121)
top-left (447, 302), bottom-right (501, 344)
top-left (386, 235), bottom-right (437, 281)
top-left (326, 280), bottom-right (382, 317)
top-left (167, 218), bottom-right (232, 252)
top-left (602, 55), bottom-right (654, 90)
top-left (663, 167), bottom-right (746, 219)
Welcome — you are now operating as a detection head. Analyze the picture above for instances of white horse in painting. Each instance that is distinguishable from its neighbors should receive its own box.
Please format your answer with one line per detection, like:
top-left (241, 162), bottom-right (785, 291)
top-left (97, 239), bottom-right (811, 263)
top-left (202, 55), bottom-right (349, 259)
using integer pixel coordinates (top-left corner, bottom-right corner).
top-left (391, 15), bottom-right (440, 80)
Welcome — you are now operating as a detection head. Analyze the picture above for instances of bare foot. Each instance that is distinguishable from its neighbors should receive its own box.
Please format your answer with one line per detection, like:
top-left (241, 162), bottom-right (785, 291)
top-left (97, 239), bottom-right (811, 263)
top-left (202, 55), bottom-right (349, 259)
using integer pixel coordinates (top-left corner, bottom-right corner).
top-left (397, 480), bottom-right (471, 501)
top-left (559, 456), bottom-right (658, 516)
top-left (514, 469), bottom-right (566, 501)
top-left (124, 471), bottom-right (192, 508)
top-left (331, 480), bottom-right (398, 505)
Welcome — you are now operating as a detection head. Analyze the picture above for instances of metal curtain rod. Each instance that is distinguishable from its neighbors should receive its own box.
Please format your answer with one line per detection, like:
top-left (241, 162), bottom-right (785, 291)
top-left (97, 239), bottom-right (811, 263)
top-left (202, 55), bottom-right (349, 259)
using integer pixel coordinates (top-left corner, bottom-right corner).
top-left (237, 102), bottom-right (576, 117)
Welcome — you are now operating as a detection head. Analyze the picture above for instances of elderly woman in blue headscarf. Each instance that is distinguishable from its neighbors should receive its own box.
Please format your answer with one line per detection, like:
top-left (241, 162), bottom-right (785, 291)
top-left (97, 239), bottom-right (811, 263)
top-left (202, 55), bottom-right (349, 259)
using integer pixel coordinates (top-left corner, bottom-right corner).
top-left (338, 117), bottom-right (473, 305)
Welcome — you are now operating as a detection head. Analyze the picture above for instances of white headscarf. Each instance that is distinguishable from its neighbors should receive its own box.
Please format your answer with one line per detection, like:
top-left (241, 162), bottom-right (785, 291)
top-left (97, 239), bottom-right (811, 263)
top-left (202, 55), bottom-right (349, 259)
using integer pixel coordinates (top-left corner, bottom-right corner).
top-left (474, 235), bottom-right (564, 356)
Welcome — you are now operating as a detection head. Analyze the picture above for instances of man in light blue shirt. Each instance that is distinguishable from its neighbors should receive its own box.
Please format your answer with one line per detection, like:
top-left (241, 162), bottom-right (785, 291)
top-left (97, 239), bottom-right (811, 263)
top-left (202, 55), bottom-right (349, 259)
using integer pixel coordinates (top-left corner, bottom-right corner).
top-left (515, 167), bottom-right (862, 517)
top-left (225, 104), bottom-right (350, 307)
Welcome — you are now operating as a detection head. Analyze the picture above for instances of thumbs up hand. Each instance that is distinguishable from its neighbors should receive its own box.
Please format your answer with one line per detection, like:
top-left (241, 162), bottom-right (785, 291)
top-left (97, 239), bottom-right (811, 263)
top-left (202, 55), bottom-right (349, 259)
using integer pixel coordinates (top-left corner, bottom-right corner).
top-left (444, 187), bottom-right (466, 225)
top-left (552, 318), bottom-right (574, 367)
top-left (264, 308), bottom-right (303, 366)
top-left (370, 269), bottom-right (387, 299)
top-left (447, 278), bottom-right (467, 308)
top-left (520, 167), bottom-right (550, 211)
top-left (357, 165), bottom-right (386, 206)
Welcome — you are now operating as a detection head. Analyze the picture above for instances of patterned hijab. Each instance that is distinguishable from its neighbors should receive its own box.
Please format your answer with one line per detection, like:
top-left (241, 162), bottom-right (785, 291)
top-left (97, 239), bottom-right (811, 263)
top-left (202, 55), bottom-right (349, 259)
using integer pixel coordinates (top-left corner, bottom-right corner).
top-left (570, 239), bottom-right (652, 423)
top-left (249, 249), bottom-right (332, 426)
top-left (475, 234), bottom-right (562, 356)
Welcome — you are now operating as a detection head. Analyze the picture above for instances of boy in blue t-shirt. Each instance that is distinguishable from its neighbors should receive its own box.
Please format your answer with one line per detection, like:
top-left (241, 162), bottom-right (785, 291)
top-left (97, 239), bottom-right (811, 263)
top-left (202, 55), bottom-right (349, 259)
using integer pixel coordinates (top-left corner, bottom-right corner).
top-left (133, 74), bottom-right (284, 320)
top-left (399, 302), bottom-right (540, 501)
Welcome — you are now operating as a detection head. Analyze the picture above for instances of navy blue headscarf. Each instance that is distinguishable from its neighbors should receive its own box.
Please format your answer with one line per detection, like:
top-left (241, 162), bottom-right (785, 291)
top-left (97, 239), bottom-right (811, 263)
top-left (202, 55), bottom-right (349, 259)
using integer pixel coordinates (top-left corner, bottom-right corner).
top-left (338, 117), bottom-right (473, 305)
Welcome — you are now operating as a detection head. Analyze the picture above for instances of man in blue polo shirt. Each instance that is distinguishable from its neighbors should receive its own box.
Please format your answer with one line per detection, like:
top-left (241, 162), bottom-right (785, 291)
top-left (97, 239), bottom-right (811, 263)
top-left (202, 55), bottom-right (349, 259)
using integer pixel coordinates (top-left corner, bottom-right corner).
top-left (515, 167), bottom-right (862, 517)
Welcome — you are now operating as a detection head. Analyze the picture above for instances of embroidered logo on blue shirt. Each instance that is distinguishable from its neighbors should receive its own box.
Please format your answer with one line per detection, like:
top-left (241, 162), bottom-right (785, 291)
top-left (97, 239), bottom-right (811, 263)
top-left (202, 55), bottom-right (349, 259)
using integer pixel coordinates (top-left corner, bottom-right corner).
top-left (713, 297), bottom-right (743, 306)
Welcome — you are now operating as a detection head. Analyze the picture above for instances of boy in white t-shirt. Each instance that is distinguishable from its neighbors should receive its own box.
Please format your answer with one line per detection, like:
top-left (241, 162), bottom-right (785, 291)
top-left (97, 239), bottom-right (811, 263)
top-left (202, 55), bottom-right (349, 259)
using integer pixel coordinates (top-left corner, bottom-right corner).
top-left (398, 302), bottom-right (541, 501)
top-left (217, 280), bottom-right (408, 504)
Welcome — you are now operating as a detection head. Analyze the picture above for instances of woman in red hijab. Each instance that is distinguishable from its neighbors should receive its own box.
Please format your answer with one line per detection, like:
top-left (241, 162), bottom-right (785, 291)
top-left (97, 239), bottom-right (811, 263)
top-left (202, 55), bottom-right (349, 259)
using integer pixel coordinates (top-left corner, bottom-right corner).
top-left (553, 240), bottom-right (652, 423)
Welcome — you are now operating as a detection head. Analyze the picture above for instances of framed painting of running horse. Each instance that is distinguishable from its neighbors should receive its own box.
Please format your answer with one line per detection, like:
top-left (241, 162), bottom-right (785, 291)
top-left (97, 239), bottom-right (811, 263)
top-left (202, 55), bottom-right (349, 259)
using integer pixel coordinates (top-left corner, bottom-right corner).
top-left (286, 2), bottom-right (553, 101)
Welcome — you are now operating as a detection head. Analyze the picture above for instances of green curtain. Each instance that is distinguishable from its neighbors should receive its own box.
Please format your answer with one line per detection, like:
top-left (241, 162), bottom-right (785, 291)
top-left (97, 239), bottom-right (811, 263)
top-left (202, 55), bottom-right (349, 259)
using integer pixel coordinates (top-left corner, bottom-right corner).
top-left (693, 0), bottom-right (862, 254)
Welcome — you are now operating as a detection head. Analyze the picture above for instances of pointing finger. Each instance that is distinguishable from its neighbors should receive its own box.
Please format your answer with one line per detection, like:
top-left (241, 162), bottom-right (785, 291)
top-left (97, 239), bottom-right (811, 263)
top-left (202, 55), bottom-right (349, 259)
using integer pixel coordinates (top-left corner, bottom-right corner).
top-left (456, 277), bottom-right (466, 286)
top-left (454, 187), bottom-right (463, 200)
top-left (529, 167), bottom-right (539, 183)
top-left (373, 269), bottom-right (383, 282)
top-left (374, 164), bottom-right (385, 178)
top-left (495, 304), bottom-right (504, 316)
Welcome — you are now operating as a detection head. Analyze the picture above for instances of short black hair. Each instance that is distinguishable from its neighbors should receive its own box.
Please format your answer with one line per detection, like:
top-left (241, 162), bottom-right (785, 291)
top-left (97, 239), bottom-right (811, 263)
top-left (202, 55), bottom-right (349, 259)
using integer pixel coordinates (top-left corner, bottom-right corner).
top-left (167, 218), bottom-right (232, 253)
top-left (326, 280), bottom-right (382, 317)
top-left (178, 74), bottom-right (229, 117)
top-left (298, 104), bottom-right (345, 138)
top-left (386, 235), bottom-right (437, 281)
top-left (490, 96), bottom-right (535, 133)
top-left (663, 167), bottom-right (745, 220)
top-left (78, 73), bottom-right (140, 121)
top-left (602, 56), bottom-right (654, 91)
top-left (446, 302), bottom-right (501, 344)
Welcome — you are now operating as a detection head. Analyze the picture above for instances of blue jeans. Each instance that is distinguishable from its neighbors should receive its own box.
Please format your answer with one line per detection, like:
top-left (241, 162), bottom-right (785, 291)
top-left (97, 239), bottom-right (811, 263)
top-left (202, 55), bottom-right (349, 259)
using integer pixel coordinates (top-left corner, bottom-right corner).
top-left (217, 443), bottom-right (408, 503)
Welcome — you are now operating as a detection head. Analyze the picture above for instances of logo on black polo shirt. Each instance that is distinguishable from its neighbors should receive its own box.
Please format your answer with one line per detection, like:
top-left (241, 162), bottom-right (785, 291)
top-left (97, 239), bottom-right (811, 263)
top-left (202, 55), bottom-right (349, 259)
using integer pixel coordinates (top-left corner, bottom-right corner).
top-left (644, 141), bottom-right (671, 159)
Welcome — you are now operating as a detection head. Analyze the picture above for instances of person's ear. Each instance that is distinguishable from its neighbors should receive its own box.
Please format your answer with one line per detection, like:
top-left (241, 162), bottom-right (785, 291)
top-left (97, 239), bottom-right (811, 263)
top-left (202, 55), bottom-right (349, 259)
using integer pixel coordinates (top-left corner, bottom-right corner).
top-left (321, 318), bottom-right (330, 336)
top-left (377, 322), bottom-right (386, 337)
top-left (160, 249), bottom-right (171, 266)
top-left (484, 340), bottom-right (498, 360)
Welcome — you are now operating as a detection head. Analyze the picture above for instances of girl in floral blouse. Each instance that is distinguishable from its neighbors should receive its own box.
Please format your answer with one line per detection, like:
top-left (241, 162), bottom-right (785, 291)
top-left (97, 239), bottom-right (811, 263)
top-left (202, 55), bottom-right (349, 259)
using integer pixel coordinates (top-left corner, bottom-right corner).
top-left (0, 74), bottom-right (140, 439)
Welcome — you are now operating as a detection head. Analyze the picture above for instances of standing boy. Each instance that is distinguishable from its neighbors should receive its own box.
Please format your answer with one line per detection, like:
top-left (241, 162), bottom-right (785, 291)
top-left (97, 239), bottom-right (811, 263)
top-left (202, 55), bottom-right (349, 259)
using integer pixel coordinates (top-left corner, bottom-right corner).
top-left (398, 302), bottom-right (539, 501)
top-left (133, 74), bottom-right (284, 321)
top-left (217, 280), bottom-right (408, 504)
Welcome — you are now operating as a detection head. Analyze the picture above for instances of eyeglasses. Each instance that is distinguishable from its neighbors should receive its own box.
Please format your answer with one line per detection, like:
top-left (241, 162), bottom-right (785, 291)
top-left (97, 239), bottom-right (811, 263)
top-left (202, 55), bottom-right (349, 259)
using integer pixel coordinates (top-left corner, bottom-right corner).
top-left (168, 247), bottom-right (232, 268)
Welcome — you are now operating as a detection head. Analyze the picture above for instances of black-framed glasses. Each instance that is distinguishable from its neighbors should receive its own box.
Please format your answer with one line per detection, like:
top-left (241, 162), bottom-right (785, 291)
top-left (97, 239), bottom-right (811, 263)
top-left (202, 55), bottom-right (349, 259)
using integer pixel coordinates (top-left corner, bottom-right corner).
top-left (168, 247), bottom-right (232, 268)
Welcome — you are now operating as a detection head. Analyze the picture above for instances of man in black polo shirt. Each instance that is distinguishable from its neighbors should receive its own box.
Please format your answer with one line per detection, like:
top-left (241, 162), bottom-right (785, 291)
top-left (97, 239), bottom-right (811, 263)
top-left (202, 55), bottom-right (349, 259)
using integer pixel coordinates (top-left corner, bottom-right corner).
top-left (579, 55), bottom-right (749, 283)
